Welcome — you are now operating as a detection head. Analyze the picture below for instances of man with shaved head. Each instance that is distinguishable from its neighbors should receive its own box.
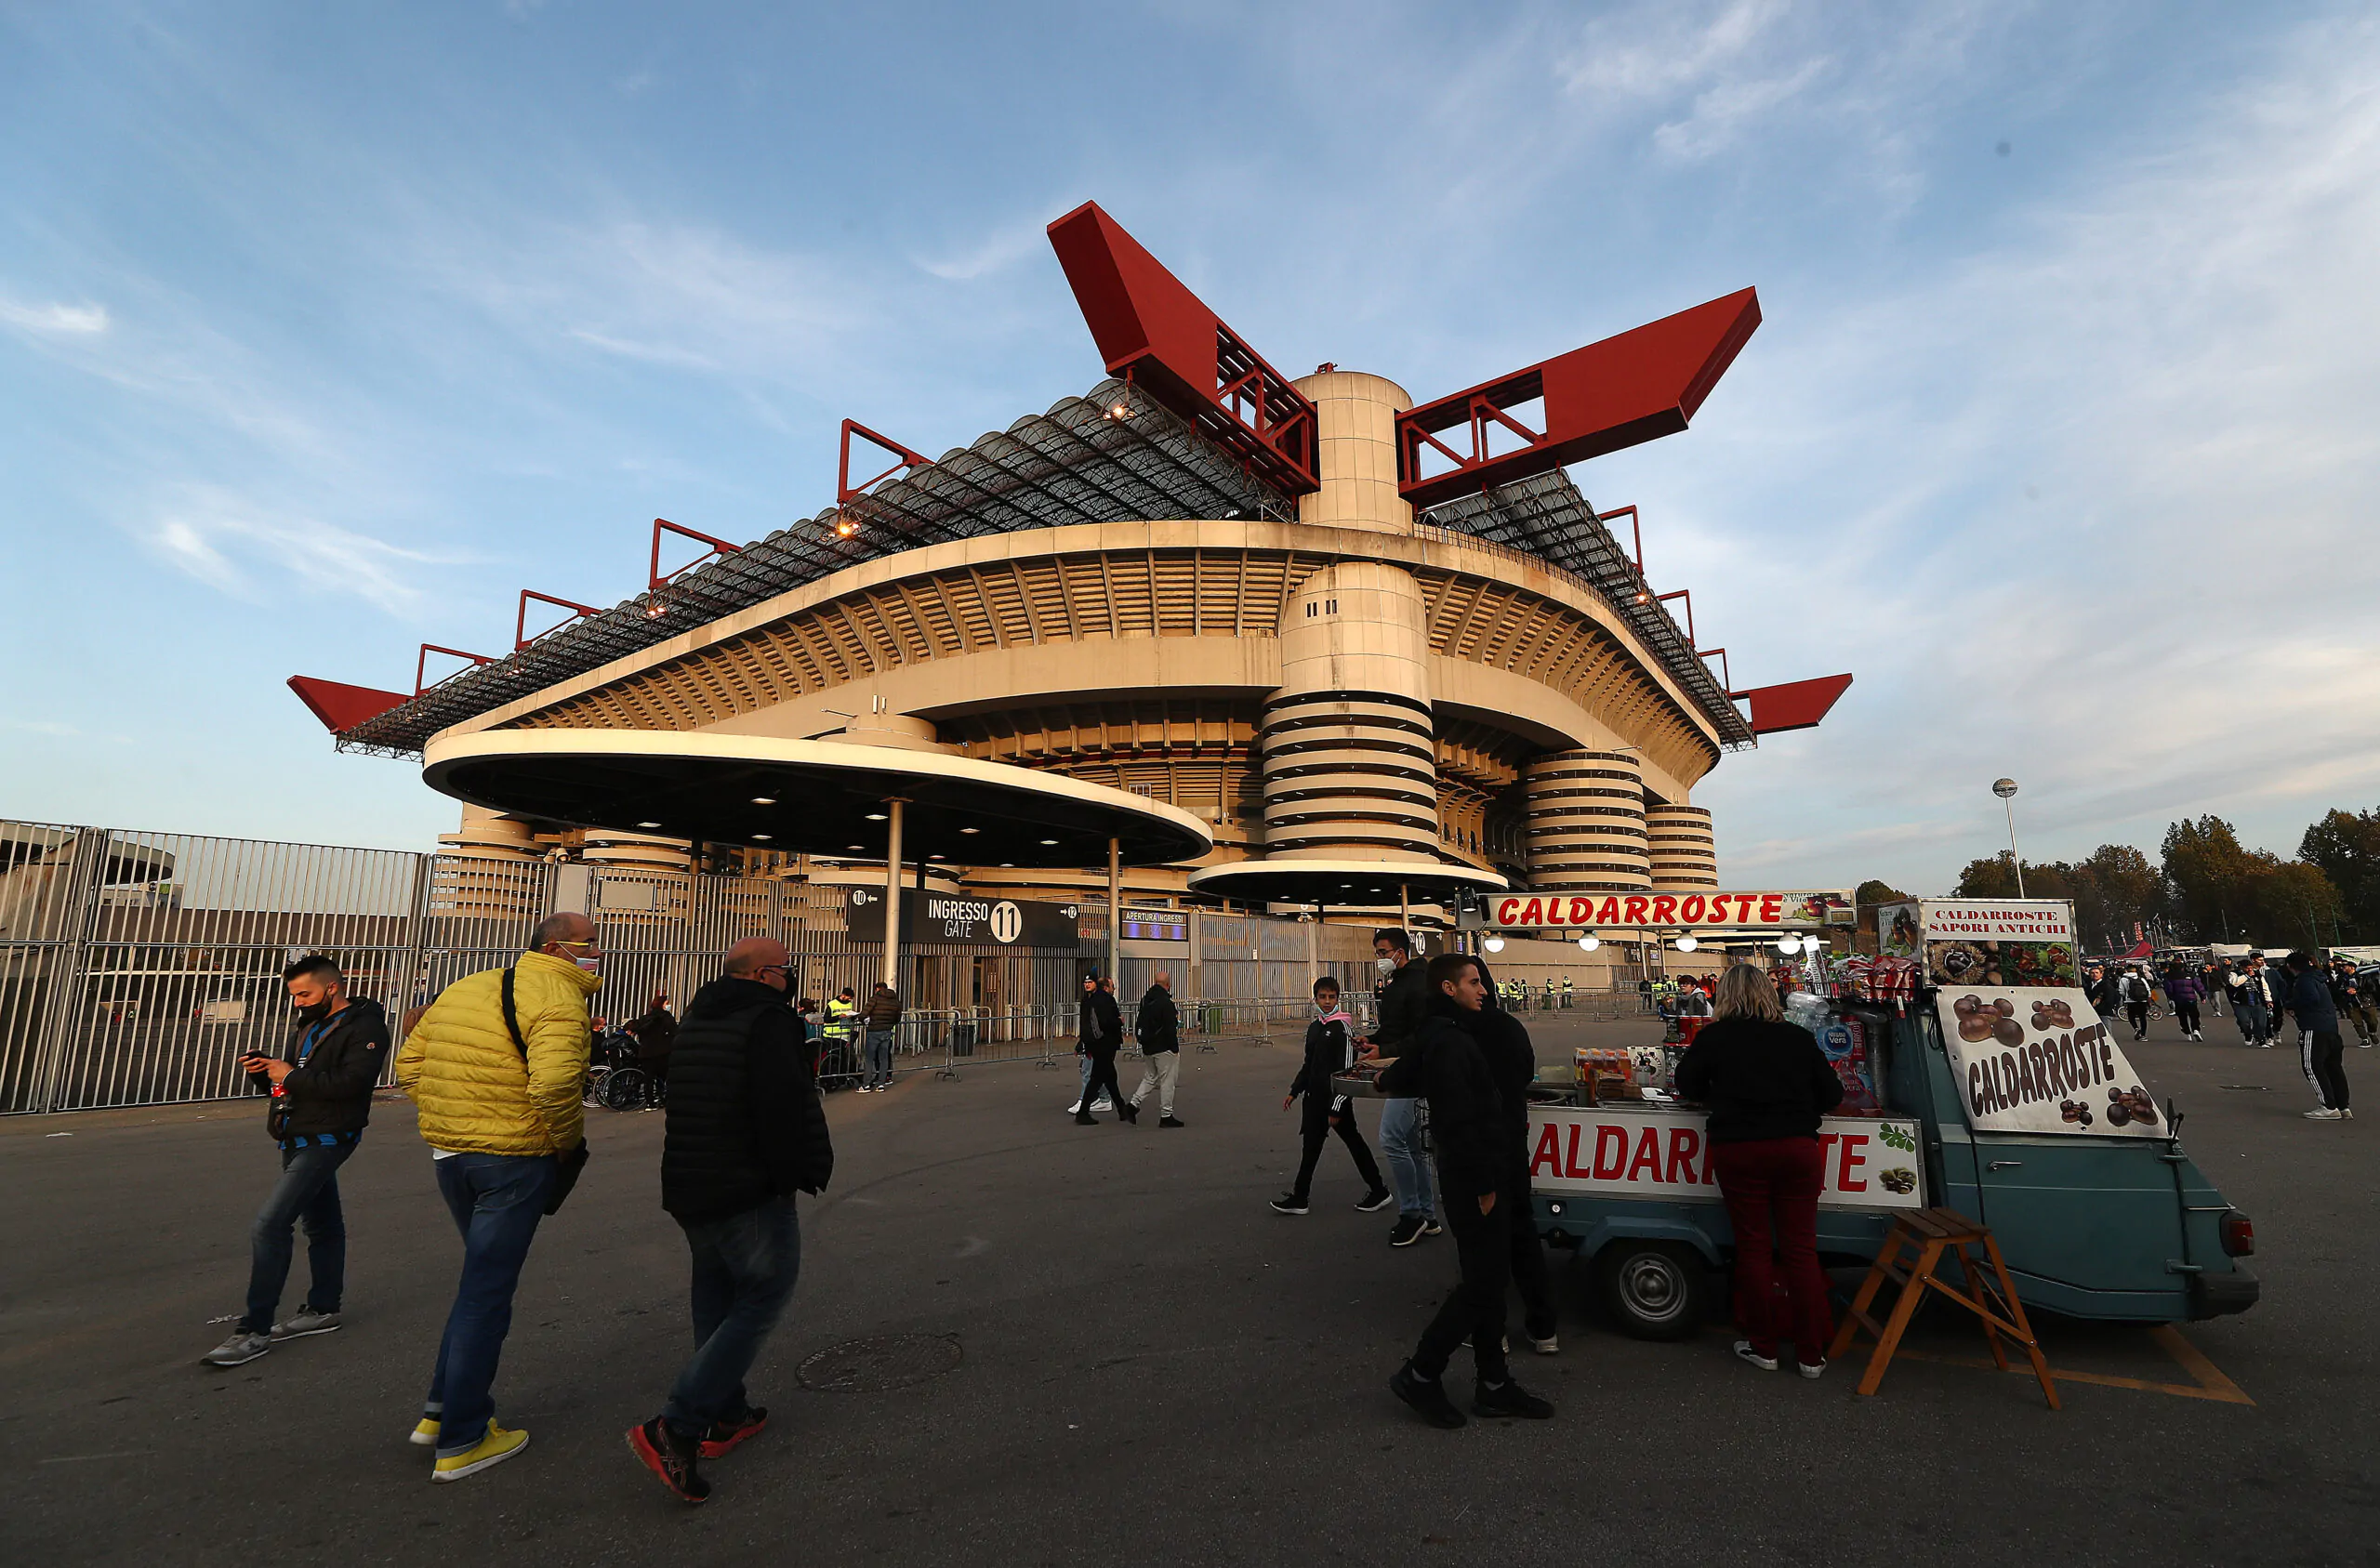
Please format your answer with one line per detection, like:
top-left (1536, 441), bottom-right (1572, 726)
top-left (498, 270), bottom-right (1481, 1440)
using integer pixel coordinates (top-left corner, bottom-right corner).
top-left (628, 934), bottom-right (832, 1504)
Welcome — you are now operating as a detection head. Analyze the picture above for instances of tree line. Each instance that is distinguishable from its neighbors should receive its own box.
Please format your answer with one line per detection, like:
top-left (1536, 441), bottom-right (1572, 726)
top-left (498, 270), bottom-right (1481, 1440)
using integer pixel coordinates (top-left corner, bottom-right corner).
top-left (1852, 805), bottom-right (2380, 952)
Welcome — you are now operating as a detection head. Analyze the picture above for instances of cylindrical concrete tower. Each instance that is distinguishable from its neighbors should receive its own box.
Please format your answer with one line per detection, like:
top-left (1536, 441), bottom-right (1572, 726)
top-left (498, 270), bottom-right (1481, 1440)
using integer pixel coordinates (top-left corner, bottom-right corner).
top-left (1294, 370), bottom-right (1416, 535)
top-left (1262, 561), bottom-right (1440, 863)
top-left (1258, 371), bottom-right (1442, 868)
top-left (1645, 802), bottom-right (1719, 888)
top-left (1522, 749), bottom-right (1650, 892)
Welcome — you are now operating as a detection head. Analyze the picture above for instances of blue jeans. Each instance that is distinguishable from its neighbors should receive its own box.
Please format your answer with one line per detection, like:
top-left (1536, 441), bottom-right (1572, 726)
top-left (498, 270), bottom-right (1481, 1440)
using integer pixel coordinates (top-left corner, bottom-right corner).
top-left (2235, 996), bottom-right (2268, 1044)
top-left (865, 1028), bottom-right (895, 1088)
top-left (664, 1195), bottom-right (802, 1440)
top-left (1379, 1097), bottom-right (1434, 1219)
top-left (241, 1140), bottom-right (356, 1333)
top-left (425, 1153), bottom-right (556, 1456)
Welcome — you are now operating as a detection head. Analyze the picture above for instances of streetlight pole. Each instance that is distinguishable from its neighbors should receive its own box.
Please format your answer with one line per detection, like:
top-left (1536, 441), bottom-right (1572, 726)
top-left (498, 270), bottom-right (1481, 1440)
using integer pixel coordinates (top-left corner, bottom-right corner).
top-left (1992, 778), bottom-right (2025, 897)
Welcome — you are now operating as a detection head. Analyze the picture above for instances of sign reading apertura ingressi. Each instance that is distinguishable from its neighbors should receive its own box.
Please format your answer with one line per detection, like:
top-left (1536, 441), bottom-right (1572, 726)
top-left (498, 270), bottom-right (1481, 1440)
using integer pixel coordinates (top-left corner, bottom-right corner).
top-left (1487, 889), bottom-right (1853, 931)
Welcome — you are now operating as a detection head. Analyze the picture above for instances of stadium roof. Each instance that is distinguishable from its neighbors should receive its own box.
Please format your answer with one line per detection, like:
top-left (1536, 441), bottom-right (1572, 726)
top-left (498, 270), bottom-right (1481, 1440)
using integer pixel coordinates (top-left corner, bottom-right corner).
top-left (1416, 472), bottom-right (1758, 748)
top-left (328, 376), bottom-right (1288, 758)
top-left (318, 388), bottom-right (1753, 759)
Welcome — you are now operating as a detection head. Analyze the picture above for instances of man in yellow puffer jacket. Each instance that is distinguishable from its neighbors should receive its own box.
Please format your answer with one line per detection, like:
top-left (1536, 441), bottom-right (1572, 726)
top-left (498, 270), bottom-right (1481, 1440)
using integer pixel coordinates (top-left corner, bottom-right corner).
top-left (394, 912), bottom-right (602, 1482)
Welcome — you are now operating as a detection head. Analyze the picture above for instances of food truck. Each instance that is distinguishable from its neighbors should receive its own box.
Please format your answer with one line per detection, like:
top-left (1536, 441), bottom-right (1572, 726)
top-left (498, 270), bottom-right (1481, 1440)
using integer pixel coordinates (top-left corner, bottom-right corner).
top-left (1471, 894), bottom-right (2260, 1338)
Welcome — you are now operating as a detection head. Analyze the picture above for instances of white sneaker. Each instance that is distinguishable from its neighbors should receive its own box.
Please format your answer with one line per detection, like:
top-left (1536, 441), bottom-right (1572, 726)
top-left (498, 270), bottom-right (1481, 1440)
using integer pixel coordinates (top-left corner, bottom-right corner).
top-left (2304, 1108), bottom-right (2345, 1120)
top-left (1091, 1097), bottom-right (1114, 1112)
top-left (1065, 1100), bottom-right (1085, 1114)
top-left (1527, 1332), bottom-right (1560, 1355)
top-left (1797, 1357), bottom-right (1827, 1379)
top-left (1733, 1340), bottom-right (1778, 1371)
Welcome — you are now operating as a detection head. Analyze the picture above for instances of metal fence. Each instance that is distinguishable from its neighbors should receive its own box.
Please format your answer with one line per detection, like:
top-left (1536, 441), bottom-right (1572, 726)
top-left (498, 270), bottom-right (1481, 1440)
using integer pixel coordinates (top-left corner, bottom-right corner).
top-left (0, 816), bottom-right (1399, 1114)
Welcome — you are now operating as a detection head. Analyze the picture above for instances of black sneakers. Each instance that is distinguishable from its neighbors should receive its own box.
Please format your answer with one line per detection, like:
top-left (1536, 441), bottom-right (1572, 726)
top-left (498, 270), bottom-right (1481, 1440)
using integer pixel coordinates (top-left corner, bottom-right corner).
top-left (1158, 1115), bottom-right (1184, 1128)
top-left (1388, 1213), bottom-right (1429, 1246)
top-left (628, 1417), bottom-right (711, 1503)
top-left (1389, 1363), bottom-right (1466, 1429)
top-left (1270, 1194), bottom-right (1311, 1215)
top-left (1473, 1378), bottom-right (1554, 1419)
top-left (1355, 1188), bottom-right (1395, 1212)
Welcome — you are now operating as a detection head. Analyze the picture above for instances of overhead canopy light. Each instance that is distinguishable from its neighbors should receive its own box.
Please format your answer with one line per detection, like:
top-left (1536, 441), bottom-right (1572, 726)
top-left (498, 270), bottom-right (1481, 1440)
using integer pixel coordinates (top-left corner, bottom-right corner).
top-left (1675, 935), bottom-right (1699, 953)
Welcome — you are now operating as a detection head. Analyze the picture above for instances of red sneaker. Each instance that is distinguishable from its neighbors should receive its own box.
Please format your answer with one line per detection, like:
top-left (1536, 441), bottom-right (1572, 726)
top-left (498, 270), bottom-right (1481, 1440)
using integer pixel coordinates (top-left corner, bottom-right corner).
top-left (699, 1406), bottom-right (770, 1459)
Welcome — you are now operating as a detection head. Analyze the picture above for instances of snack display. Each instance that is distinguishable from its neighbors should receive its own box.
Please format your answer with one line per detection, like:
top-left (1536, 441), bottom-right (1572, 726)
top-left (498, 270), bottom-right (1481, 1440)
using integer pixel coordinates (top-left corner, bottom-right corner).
top-left (1818, 1013), bottom-right (1882, 1113)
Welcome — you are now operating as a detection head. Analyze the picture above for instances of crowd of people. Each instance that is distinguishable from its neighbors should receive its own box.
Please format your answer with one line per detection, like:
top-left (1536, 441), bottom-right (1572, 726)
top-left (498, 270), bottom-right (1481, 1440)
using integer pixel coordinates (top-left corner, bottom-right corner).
top-left (202, 915), bottom-right (833, 1503)
top-left (2084, 950), bottom-right (2367, 1117)
top-left (195, 916), bottom-right (2349, 1483)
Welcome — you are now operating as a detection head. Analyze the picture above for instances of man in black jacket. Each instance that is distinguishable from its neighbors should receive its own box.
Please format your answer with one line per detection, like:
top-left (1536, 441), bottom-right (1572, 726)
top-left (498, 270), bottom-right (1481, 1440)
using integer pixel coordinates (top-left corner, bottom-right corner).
top-left (1468, 963), bottom-right (1561, 1355)
top-left (1368, 929), bottom-right (1439, 1246)
top-left (1076, 974), bottom-right (1135, 1126)
top-left (630, 938), bottom-right (833, 1504)
top-left (1381, 953), bottom-right (1554, 1428)
top-left (1129, 969), bottom-right (1184, 1127)
top-left (201, 954), bottom-right (390, 1367)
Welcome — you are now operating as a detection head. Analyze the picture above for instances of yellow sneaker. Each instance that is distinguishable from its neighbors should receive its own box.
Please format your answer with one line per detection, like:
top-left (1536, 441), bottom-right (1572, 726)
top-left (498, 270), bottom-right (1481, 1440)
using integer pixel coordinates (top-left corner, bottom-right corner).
top-left (430, 1420), bottom-right (529, 1482)
top-left (410, 1417), bottom-right (441, 1447)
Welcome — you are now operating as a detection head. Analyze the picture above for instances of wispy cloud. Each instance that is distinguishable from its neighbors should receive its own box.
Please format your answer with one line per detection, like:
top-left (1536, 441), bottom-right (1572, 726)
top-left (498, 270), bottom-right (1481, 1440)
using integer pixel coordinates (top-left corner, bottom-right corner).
top-left (142, 485), bottom-right (463, 614)
top-left (0, 293), bottom-right (110, 335)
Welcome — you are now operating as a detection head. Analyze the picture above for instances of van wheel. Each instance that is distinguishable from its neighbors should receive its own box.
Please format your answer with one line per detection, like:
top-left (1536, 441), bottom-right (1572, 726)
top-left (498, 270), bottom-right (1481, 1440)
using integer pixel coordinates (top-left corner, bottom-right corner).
top-left (1595, 1241), bottom-right (1708, 1340)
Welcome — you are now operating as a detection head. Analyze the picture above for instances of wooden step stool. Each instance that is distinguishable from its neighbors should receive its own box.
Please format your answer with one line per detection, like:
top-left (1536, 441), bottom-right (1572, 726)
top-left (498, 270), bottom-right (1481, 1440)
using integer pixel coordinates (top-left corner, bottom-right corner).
top-left (1829, 1206), bottom-right (2059, 1410)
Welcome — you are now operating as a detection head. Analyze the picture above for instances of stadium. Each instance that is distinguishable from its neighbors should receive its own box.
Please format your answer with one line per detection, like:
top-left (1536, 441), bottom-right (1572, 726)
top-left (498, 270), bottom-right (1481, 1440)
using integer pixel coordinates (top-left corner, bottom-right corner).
top-left (290, 202), bottom-right (1848, 940)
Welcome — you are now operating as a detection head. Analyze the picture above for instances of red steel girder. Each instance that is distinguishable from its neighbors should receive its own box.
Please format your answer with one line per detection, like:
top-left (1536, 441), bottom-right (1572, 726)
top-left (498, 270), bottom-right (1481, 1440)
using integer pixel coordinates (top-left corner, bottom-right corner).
top-left (838, 418), bottom-right (931, 505)
top-left (286, 675), bottom-right (410, 733)
top-left (1396, 288), bottom-right (1761, 507)
top-left (515, 588), bottom-right (602, 650)
top-left (649, 517), bottom-right (742, 593)
top-left (1047, 201), bottom-right (1317, 496)
top-left (415, 644), bottom-right (495, 697)
top-left (1731, 673), bottom-right (1853, 735)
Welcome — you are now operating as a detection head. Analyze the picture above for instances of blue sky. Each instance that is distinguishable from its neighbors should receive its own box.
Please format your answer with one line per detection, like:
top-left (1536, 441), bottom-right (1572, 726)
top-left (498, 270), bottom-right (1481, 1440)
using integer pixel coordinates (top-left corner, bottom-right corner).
top-left (4, 1), bottom-right (2375, 893)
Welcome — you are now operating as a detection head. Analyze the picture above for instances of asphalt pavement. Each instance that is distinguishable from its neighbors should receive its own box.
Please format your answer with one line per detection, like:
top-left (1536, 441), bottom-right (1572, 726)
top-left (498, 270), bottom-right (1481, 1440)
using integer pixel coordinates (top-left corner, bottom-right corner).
top-left (2, 1003), bottom-right (2372, 1566)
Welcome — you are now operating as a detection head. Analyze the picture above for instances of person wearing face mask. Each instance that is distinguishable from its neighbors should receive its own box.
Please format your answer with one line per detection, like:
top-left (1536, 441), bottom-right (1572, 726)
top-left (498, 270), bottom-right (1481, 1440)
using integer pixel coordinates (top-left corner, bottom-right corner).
top-left (200, 954), bottom-right (390, 1367)
top-left (1365, 929), bottom-right (1438, 1246)
top-left (628, 938), bottom-right (833, 1504)
top-left (394, 912), bottom-right (603, 1482)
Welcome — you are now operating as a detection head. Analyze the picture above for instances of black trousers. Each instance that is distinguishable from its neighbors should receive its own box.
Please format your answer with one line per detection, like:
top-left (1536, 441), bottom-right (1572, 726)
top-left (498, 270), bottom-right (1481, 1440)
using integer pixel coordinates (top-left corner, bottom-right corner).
top-left (2304, 1028), bottom-right (2349, 1110)
top-left (1411, 1190), bottom-right (1511, 1386)
top-left (1079, 1048), bottom-right (1126, 1117)
top-left (2174, 999), bottom-right (2202, 1034)
top-left (2125, 1002), bottom-right (2150, 1037)
top-left (1292, 1104), bottom-right (1383, 1201)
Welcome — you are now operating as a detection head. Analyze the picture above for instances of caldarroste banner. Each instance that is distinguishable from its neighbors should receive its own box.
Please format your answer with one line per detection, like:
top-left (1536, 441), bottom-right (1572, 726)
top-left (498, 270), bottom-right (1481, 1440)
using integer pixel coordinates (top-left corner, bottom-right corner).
top-left (1526, 1106), bottom-right (1924, 1210)
top-left (1880, 899), bottom-right (2081, 988)
top-left (1934, 986), bottom-right (2165, 1137)
top-left (1487, 889), bottom-right (1852, 931)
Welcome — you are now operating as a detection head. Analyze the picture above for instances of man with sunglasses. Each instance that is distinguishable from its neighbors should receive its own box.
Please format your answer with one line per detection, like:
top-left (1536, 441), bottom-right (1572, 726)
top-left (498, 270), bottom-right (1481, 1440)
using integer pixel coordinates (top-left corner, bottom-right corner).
top-left (629, 936), bottom-right (833, 1504)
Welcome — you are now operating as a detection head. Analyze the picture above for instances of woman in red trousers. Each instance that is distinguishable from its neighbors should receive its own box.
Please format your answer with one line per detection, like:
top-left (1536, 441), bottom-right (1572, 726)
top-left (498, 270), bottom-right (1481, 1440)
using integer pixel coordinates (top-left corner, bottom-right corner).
top-left (1674, 965), bottom-right (1845, 1377)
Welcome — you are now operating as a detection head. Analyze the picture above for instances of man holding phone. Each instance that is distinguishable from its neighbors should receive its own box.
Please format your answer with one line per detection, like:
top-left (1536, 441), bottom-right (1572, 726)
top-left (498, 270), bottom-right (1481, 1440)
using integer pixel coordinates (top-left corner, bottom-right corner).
top-left (201, 954), bottom-right (390, 1367)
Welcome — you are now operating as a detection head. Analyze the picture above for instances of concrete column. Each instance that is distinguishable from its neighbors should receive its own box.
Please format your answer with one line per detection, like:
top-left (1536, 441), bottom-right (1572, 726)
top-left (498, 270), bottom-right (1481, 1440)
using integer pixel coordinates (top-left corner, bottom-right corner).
top-left (880, 798), bottom-right (905, 991)
top-left (1106, 837), bottom-right (1121, 985)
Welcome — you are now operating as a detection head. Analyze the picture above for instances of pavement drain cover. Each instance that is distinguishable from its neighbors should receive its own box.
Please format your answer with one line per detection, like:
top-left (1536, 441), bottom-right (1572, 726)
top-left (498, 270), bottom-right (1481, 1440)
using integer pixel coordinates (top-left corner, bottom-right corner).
top-left (798, 1334), bottom-right (962, 1393)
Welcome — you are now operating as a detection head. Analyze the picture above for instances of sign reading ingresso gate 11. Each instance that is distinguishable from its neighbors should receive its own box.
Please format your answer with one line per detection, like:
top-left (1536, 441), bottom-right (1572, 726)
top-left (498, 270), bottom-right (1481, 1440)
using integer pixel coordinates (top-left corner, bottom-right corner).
top-left (843, 889), bottom-right (1079, 947)
top-left (1488, 889), bottom-right (1853, 931)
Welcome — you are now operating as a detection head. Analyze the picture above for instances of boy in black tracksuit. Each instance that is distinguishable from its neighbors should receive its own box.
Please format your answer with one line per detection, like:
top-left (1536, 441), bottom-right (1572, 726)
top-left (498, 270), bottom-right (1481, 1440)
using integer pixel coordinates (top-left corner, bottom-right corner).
top-left (1273, 977), bottom-right (1391, 1215)
top-left (1382, 954), bottom-right (1554, 1428)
